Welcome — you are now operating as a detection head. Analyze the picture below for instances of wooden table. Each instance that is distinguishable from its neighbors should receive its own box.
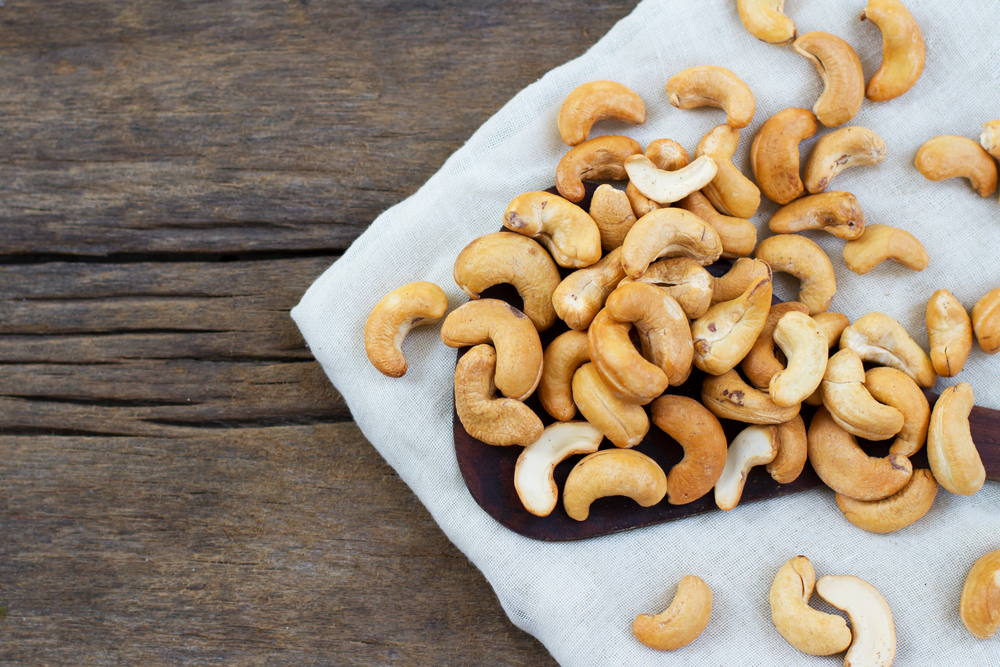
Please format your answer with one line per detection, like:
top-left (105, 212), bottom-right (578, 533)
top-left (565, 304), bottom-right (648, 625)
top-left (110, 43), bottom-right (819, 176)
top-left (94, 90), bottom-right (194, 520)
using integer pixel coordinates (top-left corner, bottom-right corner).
top-left (0, 1), bottom-right (641, 663)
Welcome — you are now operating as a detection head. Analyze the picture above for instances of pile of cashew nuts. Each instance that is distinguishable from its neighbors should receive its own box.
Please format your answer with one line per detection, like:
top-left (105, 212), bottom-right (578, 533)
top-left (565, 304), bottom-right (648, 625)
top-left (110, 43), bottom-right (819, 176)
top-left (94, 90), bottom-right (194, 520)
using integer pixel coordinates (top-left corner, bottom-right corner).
top-left (363, 0), bottom-right (1000, 657)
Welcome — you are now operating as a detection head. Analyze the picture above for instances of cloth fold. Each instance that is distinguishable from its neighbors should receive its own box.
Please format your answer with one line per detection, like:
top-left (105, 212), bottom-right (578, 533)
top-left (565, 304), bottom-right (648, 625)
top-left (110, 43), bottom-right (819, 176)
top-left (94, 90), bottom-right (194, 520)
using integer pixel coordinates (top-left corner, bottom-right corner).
top-left (293, 1), bottom-right (999, 664)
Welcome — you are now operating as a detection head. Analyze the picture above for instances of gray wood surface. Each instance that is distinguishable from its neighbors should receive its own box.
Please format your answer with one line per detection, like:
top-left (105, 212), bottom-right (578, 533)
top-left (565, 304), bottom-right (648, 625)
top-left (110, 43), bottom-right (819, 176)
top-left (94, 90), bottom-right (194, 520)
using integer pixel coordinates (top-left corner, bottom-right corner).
top-left (0, 0), bottom-right (641, 664)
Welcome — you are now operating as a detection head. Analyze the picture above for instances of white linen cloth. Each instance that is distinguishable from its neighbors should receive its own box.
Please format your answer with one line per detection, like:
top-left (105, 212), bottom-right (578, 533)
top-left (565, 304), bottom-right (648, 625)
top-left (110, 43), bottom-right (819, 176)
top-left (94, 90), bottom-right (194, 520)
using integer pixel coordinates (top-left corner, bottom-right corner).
top-left (292, 0), bottom-right (1000, 664)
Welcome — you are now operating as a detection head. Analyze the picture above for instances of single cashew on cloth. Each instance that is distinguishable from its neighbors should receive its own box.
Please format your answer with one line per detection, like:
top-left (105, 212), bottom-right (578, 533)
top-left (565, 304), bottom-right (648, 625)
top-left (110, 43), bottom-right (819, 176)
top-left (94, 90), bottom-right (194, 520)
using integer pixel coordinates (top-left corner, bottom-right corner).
top-left (632, 575), bottom-right (713, 651)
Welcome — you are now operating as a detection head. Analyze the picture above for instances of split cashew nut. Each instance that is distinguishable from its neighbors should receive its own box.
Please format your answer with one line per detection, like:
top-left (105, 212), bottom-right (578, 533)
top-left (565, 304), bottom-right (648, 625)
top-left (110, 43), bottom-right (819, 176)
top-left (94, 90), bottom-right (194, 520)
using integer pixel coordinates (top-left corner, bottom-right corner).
top-left (513, 421), bottom-right (603, 516)
top-left (815, 575), bottom-right (897, 667)
top-left (927, 382), bottom-right (986, 496)
top-left (715, 424), bottom-right (778, 511)
top-left (623, 153), bottom-right (718, 205)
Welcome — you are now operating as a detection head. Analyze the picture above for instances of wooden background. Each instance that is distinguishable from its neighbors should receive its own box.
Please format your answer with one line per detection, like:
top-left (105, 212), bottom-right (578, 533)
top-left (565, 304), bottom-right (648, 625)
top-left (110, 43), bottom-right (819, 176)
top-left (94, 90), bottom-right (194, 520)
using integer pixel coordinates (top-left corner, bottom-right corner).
top-left (0, 1), bottom-right (644, 663)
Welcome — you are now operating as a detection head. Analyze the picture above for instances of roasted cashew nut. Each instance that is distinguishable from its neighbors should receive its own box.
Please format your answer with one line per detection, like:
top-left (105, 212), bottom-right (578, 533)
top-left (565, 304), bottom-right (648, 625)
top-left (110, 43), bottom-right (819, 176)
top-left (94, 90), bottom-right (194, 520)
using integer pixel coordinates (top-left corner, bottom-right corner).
top-left (364, 281), bottom-right (449, 378)
top-left (751, 107), bottom-right (819, 205)
top-left (715, 424), bottom-right (778, 510)
top-left (538, 330), bottom-right (591, 421)
top-left (710, 257), bottom-right (771, 305)
top-left (571, 362), bottom-right (650, 448)
top-left (742, 301), bottom-right (810, 390)
top-left (737, 0), bottom-right (796, 44)
top-left (767, 415), bottom-right (808, 484)
top-left (768, 191), bottom-right (866, 240)
top-left (664, 65), bottom-right (755, 128)
top-left (620, 207), bottom-right (723, 278)
top-left (556, 135), bottom-right (643, 203)
top-left (769, 311), bottom-right (827, 407)
top-left (926, 288), bottom-right (973, 377)
top-left (840, 312), bottom-right (937, 387)
top-left (864, 366), bottom-right (930, 457)
top-left (562, 447), bottom-right (667, 520)
top-left (813, 311), bottom-right (850, 348)
top-left (650, 395), bottom-right (727, 505)
top-left (822, 348), bottom-right (905, 441)
top-left (769, 556), bottom-right (852, 656)
top-left (633, 576), bottom-right (713, 651)
top-left (915, 135), bottom-right (998, 198)
top-left (972, 287), bottom-right (1000, 355)
top-left (626, 138), bottom-right (690, 218)
top-left (843, 224), bottom-right (929, 275)
top-left (816, 575), bottom-right (897, 667)
top-left (701, 370), bottom-right (800, 424)
top-left (927, 382), bottom-right (986, 496)
top-left (502, 190), bottom-right (602, 268)
top-left (513, 421), bottom-right (603, 516)
top-left (623, 154), bottom-right (718, 205)
top-left (793, 32), bottom-right (865, 127)
top-left (691, 274), bottom-right (773, 376)
top-left (589, 184), bottom-right (638, 252)
top-left (983, 121), bottom-right (1000, 160)
top-left (696, 124), bottom-right (761, 218)
top-left (960, 548), bottom-right (1000, 640)
top-left (861, 0), bottom-right (926, 102)
top-left (754, 233), bottom-right (836, 315)
top-left (676, 190), bottom-right (757, 259)
top-left (803, 126), bottom-right (887, 193)
top-left (588, 308), bottom-right (668, 405)
top-left (618, 257), bottom-right (714, 320)
top-left (552, 247), bottom-right (627, 331)
top-left (835, 468), bottom-right (938, 533)
top-left (558, 80), bottom-right (647, 146)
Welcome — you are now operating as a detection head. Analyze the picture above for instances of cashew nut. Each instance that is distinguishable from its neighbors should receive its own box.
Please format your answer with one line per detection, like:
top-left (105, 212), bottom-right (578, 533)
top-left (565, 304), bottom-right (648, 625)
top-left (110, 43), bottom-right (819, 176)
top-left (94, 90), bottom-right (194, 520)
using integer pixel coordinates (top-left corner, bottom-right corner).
top-left (972, 287), bottom-right (1000, 355)
top-left (710, 257), bottom-right (772, 305)
top-left (562, 447), bottom-right (667, 520)
top-left (589, 184), bottom-right (638, 252)
top-left (808, 406), bottom-right (913, 501)
top-left (822, 348), bottom-right (905, 441)
top-left (696, 124), bottom-right (761, 218)
top-left (623, 154), bottom-right (718, 205)
top-left (440, 299), bottom-right (543, 401)
top-left (926, 288), bottom-right (973, 377)
top-left (556, 135), bottom-right (643, 204)
top-left (588, 308), bottom-right (667, 405)
top-left (513, 421), bottom-right (603, 516)
top-left (767, 415), bottom-right (808, 484)
top-left (742, 301), bottom-right (810, 390)
top-left (960, 548), bottom-right (1000, 640)
top-left (620, 207), bottom-right (723, 278)
top-left (861, 0), bottom-right (926, 102)
top-left (617, 257), bottom-right (714, 320)
top-left (915, 135), bottom-right (998, 198)
top-left (864, 366), bottom-right (930, 457)
top-left (769, 556), bottom-right (852, 656)
top-left (571, 362), bottom-right (650, 448)
top-left (840, 312), bottom-right (937, 387)
top-left (364, 281), bottom-right (449, 378)
top-left (453, 232), bottom-right (561, 331)
top-left (650, 395), bottom-right (727, 505)
top-left (750, 107), bottom-right (818, 205)
top-left (754, 233), bottom-right (836, 315)
top-left (927, 382), bottom-right (986, 496)
top-left (538, 330), bottom-right (591, 421)
top-left (983, 121), bottom-right (1000, 160)
top-left (812, 311), bottom-right (851, 348)
top-left (552, 247), bottom-right (628, 330)
top-left (737, 0), bottom-right (796, 44)
top-left (803, 126), bottom-right (887, 193)
top-left (768, 191), bottom-right (866, 240)
top-left (626, 138), bottom-right (690, 217)
top-left (664, 65), bottom-right (755, 128)
top-left (715, 424), bottom-right (779, 510)
top-left (701, 370), bottom-right (801, 424)
top-left (793, 32), bottom-right (865, 127)
top-left (815, 575), bottom-right (897, 667)
top-left (843, 224), bottom-right (929, 275)
top-left (769, 311), bottom-right (828, 407)
top-left (633, 576), bottom-right (713, 651)
top-left (502, 191), bottom-right (602, 268)
top-left (454, 344), bottom-right (544, 447)
top-left (835, 468), bottom-right (938, 533)
top-left (676, 190), bottom-right (757, 259)
top-left (691, 273), bottom-right (773, 375)
top-left (558, 80), bottom-right (647, 146)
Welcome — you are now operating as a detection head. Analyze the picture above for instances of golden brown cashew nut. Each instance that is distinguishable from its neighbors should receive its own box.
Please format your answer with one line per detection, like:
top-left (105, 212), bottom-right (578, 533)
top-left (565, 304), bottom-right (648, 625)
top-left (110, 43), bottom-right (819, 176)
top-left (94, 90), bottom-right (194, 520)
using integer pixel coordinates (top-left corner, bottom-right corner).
top-left (623, 154), bottom-right (719, 205)
top-left (843, 224), bottom-right (929, 275)
top-left (621, 208), bottom-right (723, 278)
top-left (710, 257), bottom-right (772, 305)
top-left (562, 447), bottom-right (667, 520)
top-left (665, 65), bottom-right (756, 129)
top-left (691, 274), bottom-right (772, 375)
top-left (803, 127), bottom-right (887, 193)
top-left (742, 301), bottom-right (811, 390)
top-left (676, 191), bottom-right (757, 259)
top-left (502, 191), bottom-right (602, 268)
top-left (454, 345), bottom-right (544, 447)
top-left (822, 348), bottom-right (905, 441)
top-left (701, 370), bottom-right (801, 424)
top-left (440, 299), bottom-right (543, 401)
top-left (864, 366), bottom-right (930, 457)
top-left (915, 135), bottom-right (999, 198)
top-left (808, 406), bottom-right (913, 501)
top-left (633, 575), bottom-right (713, 651)
top-left (769, 311), bottom-right (827, 407)
top-left (840, 312), bottom-right (937, 387)
top-left (588, 308), bottom-right (667, 405)
top-left (768, 191), bottom-right (867, 240)
top-left (767, 415), bottom-right (808, 483)
top-left (556, 135), bottom-right (643, 203)
top-left (696, 124), bottom-right (761, 218)
top-left (589, 184), bottom-right (638, 252)
top-left (983, 121), bottom-right (1000, 159)
top-left (926, 288), bottom-right (973, 377)
top-left (751, 108), bottom-right (819, 205)
top-left (793, 32), bottom-right (865, 127)
top-left (364, 281), bottom-right (449, 378)
top-left (836, 468), bottom-right (938, 533)
top-left (453, 233), bottom-right (561, 331)
top-left (754, 233), bottom-right (836, 315)
top-left (812, 312), bottom-right (850, 348)
top-left (861, 0), bottom-right (926, 102)
top-left (650, 395), bottom-right (727, 505)
top-left (960, 549), bottom-right (1000, 640)
top-left (618, 257), bottom-right (714, 320)
top-left (558, 80), bottom-right (647, 146)
top-left (572, 363), bottom-right (650, 448)
top-left (769, 556), bottom-right (852, 656)
top-left (815, 575), bottom-right (896, 667)
top-left (513, 421), bottom-right (603, 516)
top-left (626, 139), bottom-right (690, 218)
top-left (972, 287), bottom-right (1000, 355)
top-left (715, 424), bottom-right (779, 510)
top-left (538, 330), bottom-right (591, 421)
top-left (737, 0), bottom-right (796, 44)
top-left (552, 247), bottom-right (628, 331)
top-left (927, 383), bottom-right (986, 496)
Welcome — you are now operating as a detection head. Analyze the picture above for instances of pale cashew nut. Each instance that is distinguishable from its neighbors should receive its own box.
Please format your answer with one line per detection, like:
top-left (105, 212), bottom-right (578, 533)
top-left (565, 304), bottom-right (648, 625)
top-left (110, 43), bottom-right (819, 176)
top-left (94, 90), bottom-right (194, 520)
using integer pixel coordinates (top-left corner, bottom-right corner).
top-left (440, 299), bottom-right (543, 401)
top-left (960, 548), bottom-right (1000, 640)
top-left (588, 308), bottom-right (668, 405)
top-left (864, 366), bottom-right (930, 457)
top-left (701, 370), bottom-right (801, 424)
top-left (927, 382), bottom-right (986, 496)
top-left (558, 80), bottom-right (647, 146)
top-left (915, 135), bottom-right (998, 198)
top-left (769, 556), bottom-right (852, 656)
top-left (816, 575), bottom-right (897, 667)
top-left (843, 224), bottom-right (929, 275)
top-left (840, 312), bottom-right (937, 387)
top-left (364, 281), bottom-right (449, 378)
top-left (502, 191), bottom-right (602, 268)
top-left (621, 207), bottom-right (723, 278)
top-left (696, 124), bottom-right (761, 218)
top-left (453, 232), bottom-right (561, 331)
top-left (513, 421), bottom-right (603, 516)
top-left (454, 345), bottom-right (544, 447)
top-left (676, 190), bottom-right (757, 259)
top-left (767, 415), bottom-right (808, 483)
top-left (737, 0), bottom-right (796, 44)
top-left (650, 395), bottom-right (727, 505)
top-left (691, 274), bottom-right (773, 375)
top-left (633, 576), bottom-right (713, 651)
top-left (715, 424), bottom-right (778, 510)
top-left (626, 138), bottom-right (690, 218)
top-left (835, 468), bottom-right (938, 533)
top-left (556, 135), bottom-right (643, 203)
top-left (590, 184), bottom-right (638, 252)
top-left (812, 311), bottom-right (850, 348)
top-left (664, 65), bottom-right (756, 129)
top-left (623, 154), bottom-right (718, 205)
top-left (538, 330), bottom-right (591, 421)
top-left (926, 288), bottom-right (973, 377)
top-left (571, 363), bottom-right (650, 448)
top-left (750, 107), bottom-right (818, 205)
top-left (803, 126), bottom-right (887, 194)
top-left (983, 121), bottom-right (1000, 160)
top-left (710, 257), bottom-right (771, 305)
top-left (552, 247), bottom-right (628, 330)
top-left (562, 447), bottom-right (667, 520)
top-left (742, 301), bottom-right (810, 390)
top-left (754, 233), bottom-right (836, 315)
top-left (821, 348), bottom-right (905, 441)
top-left (793, 32), bottom-right (865, 127)
top-left (807, 406), bottom-right (912, 501)
top-left (861, 0), bottom-right (926, 102)
top-left (769, 311), bottom-right (827, 407)
top-left (972, 287), bottom-right (1000, 355)
top-left (769, 191), bottom-right (866, 240)
top-left (618, 257), bottom-right (714, 320)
